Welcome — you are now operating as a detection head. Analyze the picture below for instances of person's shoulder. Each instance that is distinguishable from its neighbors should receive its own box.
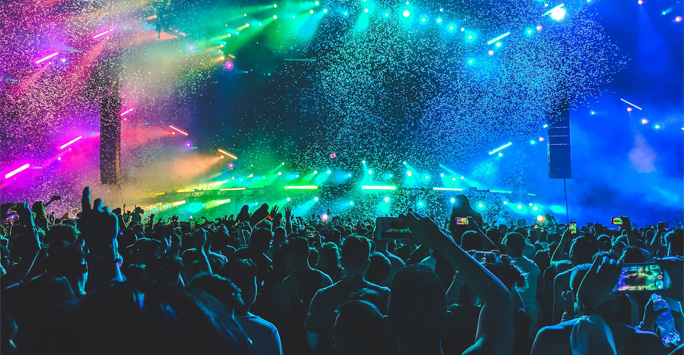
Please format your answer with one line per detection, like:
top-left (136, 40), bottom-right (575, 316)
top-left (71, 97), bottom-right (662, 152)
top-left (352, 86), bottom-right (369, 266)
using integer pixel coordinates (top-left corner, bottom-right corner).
top-left (238, 313), bottom-right (278, 332)
top-left (532, 320), bottom-right (576, 352)
top-left (364, 280), bottom-right (390, 295)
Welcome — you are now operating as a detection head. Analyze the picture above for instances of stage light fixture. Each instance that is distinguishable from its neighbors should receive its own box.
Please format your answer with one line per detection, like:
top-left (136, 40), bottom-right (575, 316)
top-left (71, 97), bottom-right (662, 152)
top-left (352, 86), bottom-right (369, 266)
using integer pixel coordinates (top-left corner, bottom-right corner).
top-left (403, 10), bottom-right (410, 17)
top-left (641, 118), bottom-right (649, 124)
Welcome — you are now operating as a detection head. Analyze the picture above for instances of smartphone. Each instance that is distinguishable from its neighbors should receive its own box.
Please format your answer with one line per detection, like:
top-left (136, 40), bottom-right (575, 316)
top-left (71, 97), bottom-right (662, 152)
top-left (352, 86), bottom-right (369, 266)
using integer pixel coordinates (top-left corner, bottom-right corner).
top-left (611, 217), bottom-right (623, 225)
top-left (613, 263), bottom-right (671, 292)
top-left (568, 222), bottom-right (577, 234)
top-left (375, 217), bottom-right (411, 239)
top-left (455, 217), bottom-right (469, 226)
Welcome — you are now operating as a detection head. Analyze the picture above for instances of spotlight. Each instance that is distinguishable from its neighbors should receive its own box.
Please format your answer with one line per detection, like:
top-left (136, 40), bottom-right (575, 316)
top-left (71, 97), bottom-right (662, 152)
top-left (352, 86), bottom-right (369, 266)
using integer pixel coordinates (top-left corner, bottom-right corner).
top-left (550, 7), bottom-right (566, 21)
top-left (384, 197), bottom-right (390, 203)
top-left (503, 201), bottom-right (508, 205)
top-left (488, 50), bottom-right (494, 55)
top-left (407, 171), bottom-right (412, 176)
top-left (287, 197), bottom-right (291, 201)
top-left (310, 10), bottom-right (314, 14)
top-left (315, 197), bottom-right (319, 201)
top-left (517, 205), bottom-right (522, 209)
top-left (637, 0), bottom-right (643, 4)
top-left (314, 170), bottom-right (318, 174)
top-left (403, 10), bottom-right (410, 17)
top-left (364, 8), bottom-right (369, 12)
top-left (368, 170), bottom-right (373, 174)
top-left (641, 118), bottom-right (649, 124)
top-left (676, 16), bottom-right (683, 22)
top-left (627, 107), bottom-right (633, 112)
top-left (590, 111), bottom-right (596, 115)
top-left (533, 206), bottom-right (539, 211)
top-left (536, 25), bottom-right (543, 31)
top-left (440, 173), bottom-right (444, 177)
top-left (498, 153), bottom-right (503, 157)
top-left (326, 170), bottom-right (331, 174)
top-left (478, 203), bottom-right (483, 208)
top-left (653, 124), bottom-right (661, 130)
top-left (450, 198), bottom-right (455, 203)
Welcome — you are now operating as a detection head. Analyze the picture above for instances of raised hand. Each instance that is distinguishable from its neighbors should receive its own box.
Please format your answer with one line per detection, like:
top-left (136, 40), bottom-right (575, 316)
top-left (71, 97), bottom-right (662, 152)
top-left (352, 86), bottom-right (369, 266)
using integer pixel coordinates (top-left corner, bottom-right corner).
top-left (284, 206), bottom-right (292, 218)
top-left (17, 202), bottom-right (35, 228)
top-left (642, 296), bottom-right (669, 330)
top-left (576, 254), bottom-right (621, 311)
top-left (270, 205), bottom-right (279, 218)
top-left (80, 187), bottom-right (119, 263)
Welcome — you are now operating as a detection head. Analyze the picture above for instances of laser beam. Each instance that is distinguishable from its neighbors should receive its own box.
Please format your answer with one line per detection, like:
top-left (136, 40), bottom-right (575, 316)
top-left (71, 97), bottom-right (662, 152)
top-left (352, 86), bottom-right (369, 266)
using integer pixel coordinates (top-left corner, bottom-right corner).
top-left (169, 125), bottom-right (189, 136)
top-left (220, 187), bottom-right (247, 191)
top-left (35, 52), bottom-right (59, 64)
top-left (486, 32), bottom-right (510, 45)
top-left (361, 185), bottom-right (397, 190)
top-left (544, 3), bottom-right (564, 16)
top-left (59, 136), bottom-right (83, 149)
top-left (5, 164), bottom-right (30, 179)
top-left (120, 108), bottom-right (134, 116)
top-left (488, 142), bottom-right (513, 155)
top-left (93, 29), bottom-right (114, 39)
top-left (284, 185), bottom-right (318, 190)
top-left (620, 98), bottom-right (643, 111)
top-left (432, 187), bottom-right (463, 191)
top-left (218, 149), bottom-right (237, 159)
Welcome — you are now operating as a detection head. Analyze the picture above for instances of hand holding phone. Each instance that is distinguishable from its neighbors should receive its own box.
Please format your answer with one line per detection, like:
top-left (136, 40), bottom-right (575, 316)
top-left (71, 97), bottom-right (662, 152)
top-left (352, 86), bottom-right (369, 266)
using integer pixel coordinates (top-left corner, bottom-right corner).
top-left (613, 263), bottom-right (671, 292)
top-left (568, 222), bottom-right (577, 234)
top-left (455, 217), bottom-right (469, 226)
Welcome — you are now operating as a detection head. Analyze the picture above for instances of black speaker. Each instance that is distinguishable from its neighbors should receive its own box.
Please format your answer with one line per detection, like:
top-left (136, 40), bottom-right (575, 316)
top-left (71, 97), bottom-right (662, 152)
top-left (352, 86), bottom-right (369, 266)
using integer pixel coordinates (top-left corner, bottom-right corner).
top-left (100, 95), bottom-right (122, 185)
top-left (547, 97), bottom-right (571, 179)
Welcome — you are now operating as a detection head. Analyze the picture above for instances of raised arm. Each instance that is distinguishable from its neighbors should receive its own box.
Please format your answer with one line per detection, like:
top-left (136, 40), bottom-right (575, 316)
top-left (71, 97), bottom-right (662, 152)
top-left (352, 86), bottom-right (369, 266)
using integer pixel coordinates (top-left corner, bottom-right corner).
top-left (402, 212), bottom-right (514, 355)
top-left (2, 202), bottom-right (41, 288)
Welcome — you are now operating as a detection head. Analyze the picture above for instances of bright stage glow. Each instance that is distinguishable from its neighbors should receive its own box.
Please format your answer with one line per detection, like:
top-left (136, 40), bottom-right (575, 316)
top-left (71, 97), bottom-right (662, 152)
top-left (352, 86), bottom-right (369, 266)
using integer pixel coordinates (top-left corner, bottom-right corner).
top-left (487, 32), bottom-right (510, 45)
top-left (362, 185), bottom-right (396, 190)
top-left (218, 149), bottom-right (237, 159)
top-left (620, 98), bottom-right (643, 110)
top-left (170, 125), bottom-right (189, 136)
top-left (314, 197), bottom-right (319, 201)
top-left (35, 52), bottom-right (58, 64)
top-left (93, 29), bottom-right (114, 39)
top-left (533, 206), bottom-right (539, 211)
top-left (676, 16), bottom-right (682, 22)
top-left (120, 108), bottom-right (134, 116)
top-left (172, 200), bottom-right (187, 206)
top-left (5, 163), bottom-right (30, 179)
top-left (403, 10), bottom-right (410, 17)
top-left (59, 136), bottom-right (83, 149)
top-left (488, 142), bottom-right (512, 155)
top-left (220, 187), bottom-right (247, 191)
top-left (641, 118), bottom-right (649, 124)
top-left (433, 187), bottom-right (463, 191)
top-left (450, 198), bottom-right (455, 203)
top-left (284, 185), bottom-right (318, 190)
top-left (517, 205), bottom-right (523, 209)
top-left (384, 197), bottom-right (390, 202)
top-left (550, 7), bottom-right (566, 20)
top-left (367, 170), bottom-right (373, 174)
top-left (406, 171), bottom-right (412, 176)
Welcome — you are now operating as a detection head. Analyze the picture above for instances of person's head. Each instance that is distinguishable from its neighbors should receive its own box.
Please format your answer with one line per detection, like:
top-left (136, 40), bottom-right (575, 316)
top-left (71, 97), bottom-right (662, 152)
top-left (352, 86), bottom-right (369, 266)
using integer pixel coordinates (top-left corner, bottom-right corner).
top-left (366, 252), bottom-right (390, 285)
top-left (619, 246), bottom-right (646, 263)
top-left (388, 265), bottom-right (449, 344)
top-left (322, 242), bottom-right (341, 269)
top-left (19, 282), bottom-right (252, 355)
top-left (146, 254), bottom-right (184, 285)
top-left (333, 300), bottom-right (394, 355)
top-left (190, 273), bottom-right (244, 316)
top-left (46, 241), bottom-right (88, 295)
top-left (340, 235), bottom-right (371, 276)
top-left (482, 255), bottom-right (525, 292)
top-left (454, 195), bottom-right (472, 210)
top-left (569, 235), bottom-right (598, 265)
top-left (47, 224), bottom-right (79, 244)
top-left (502, 232), bottom-right (525, 257)
top-left (249, 228), bottom-right (273, 253)
top-left (597, 234), bottom-right (612, 252)
top-left (219, 258), bottom-right (258, 310)
top-left (284, 236), bottom-right (310, 272)
top-left (460, 231), bottom-right (483, 251)
top-left (667, 228), bottom-right (683, 257)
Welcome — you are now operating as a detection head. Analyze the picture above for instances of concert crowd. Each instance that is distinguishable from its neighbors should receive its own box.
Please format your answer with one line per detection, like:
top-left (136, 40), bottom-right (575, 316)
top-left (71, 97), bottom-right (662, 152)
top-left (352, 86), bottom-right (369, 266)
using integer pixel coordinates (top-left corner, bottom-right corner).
top-left (1, 187), bottom-right (682, 355)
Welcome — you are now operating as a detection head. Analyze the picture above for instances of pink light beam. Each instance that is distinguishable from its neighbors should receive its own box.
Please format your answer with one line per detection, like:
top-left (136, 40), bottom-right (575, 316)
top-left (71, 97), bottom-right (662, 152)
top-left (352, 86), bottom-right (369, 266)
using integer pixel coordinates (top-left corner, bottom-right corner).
top-left (35, 52), bottom-right (59, 64)
top-left (93, 29), bottom-right (114, 39)
top-left (59, 136), bottom-right (83, 149)
top-left (170, 125), bottom-right (189, 136)
top-left (5, 164), bottom-right (30, 179)
top-left (120, 108), bottom-right (134, 116)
